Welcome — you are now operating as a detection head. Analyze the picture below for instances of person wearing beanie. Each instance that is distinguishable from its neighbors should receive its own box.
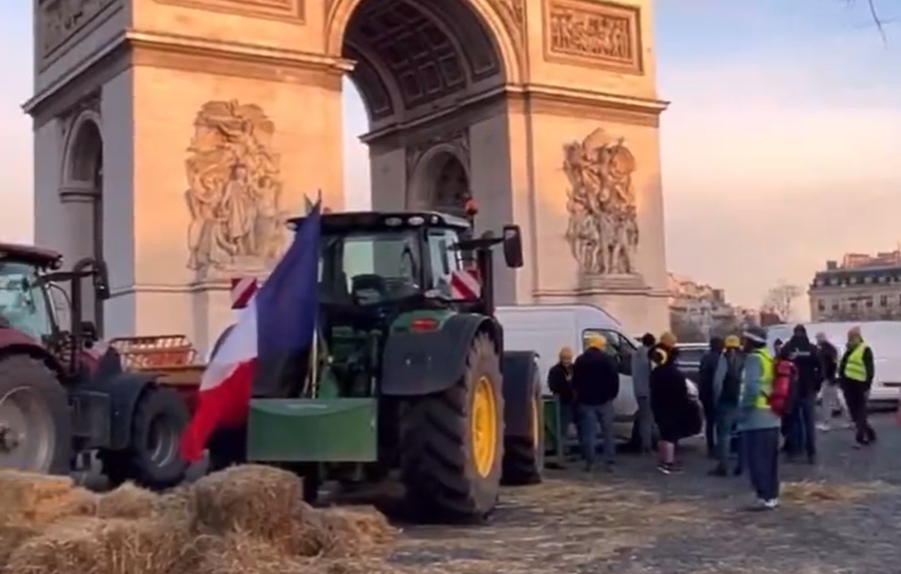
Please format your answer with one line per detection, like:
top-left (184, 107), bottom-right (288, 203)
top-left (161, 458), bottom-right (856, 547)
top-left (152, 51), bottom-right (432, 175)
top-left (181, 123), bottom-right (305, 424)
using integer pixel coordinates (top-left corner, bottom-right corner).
top-left (630, 333), bottom-right (657, 453)
top-left (548, 346), bottom-right (578, 449)
top-left (659, 331), bottom-right (677, 349)
top-left (649, 340), bottom-right (691, 474)
top-left (572, 335), bottom-right (620, 471)
top-left (738, 326), bottom-right (781, 510)
top-left (839, 326), bottom-right (876, 447)
top-left (709, 334), bottom-right (745, 476)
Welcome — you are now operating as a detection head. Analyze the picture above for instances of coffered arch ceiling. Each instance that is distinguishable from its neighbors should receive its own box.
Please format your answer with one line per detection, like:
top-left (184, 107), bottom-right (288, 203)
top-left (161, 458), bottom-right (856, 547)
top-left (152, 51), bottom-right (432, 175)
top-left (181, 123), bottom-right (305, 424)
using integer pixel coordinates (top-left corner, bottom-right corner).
top-left (342, 0), bottom-right (506, 123)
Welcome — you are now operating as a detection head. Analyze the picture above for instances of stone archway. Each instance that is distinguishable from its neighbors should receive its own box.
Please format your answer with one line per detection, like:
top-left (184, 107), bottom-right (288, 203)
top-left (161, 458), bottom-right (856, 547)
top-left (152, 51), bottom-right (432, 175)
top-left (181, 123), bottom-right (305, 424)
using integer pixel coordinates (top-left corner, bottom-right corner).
top-left (29, 0), bottom-right (672, 344)
top-left (59, 112), bottom-right (104, 333)
top-left (336, 0), bottom-right (507, 214)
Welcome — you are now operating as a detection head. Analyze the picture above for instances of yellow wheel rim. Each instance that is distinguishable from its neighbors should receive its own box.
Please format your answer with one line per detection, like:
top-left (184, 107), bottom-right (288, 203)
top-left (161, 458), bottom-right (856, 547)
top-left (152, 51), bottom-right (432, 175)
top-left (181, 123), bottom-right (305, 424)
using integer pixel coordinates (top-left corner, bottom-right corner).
top-left (471, 376), bottom-right (498, 477)
top-left (532, 397), bottom-right (541, 447)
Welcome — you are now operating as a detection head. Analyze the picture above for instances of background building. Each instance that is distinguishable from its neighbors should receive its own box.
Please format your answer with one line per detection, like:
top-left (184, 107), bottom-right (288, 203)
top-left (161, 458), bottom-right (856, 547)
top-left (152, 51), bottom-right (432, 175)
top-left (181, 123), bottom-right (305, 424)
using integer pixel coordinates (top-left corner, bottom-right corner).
top-left (668, 273), bottom-right (757, 341)
top-left (809, 250), bottom-right (901, 322)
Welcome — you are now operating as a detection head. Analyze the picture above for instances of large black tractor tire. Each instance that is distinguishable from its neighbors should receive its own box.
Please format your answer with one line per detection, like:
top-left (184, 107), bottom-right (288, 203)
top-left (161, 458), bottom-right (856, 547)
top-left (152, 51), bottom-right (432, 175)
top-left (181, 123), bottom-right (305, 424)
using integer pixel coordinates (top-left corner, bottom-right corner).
top-left (400, 332), bottom-right (504, 523)
top-left (101, 386), bottom-right (190, 490)
top-left (502, 363), bottom-right (545, 486)
top-left (0, 355), bottom-right (71, 474)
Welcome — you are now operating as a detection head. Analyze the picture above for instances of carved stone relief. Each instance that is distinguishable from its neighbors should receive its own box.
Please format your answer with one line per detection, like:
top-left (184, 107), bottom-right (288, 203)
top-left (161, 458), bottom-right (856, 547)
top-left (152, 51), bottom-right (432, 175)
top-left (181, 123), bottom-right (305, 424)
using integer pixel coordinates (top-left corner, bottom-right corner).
top-left (184, 100), bottom-right (288, 278)
top-left (488, 0), bottom-right (526, 43)
top-left (405, 130), bottom-right (471, 213)
top-left (544, 0), bottom-right (642, 73)
top-left (564, 128), bottom-right (640, 277)
top-left (38, 0), bottom-right (120, 65)
top-left (154, 0), bottom-right (304, 22)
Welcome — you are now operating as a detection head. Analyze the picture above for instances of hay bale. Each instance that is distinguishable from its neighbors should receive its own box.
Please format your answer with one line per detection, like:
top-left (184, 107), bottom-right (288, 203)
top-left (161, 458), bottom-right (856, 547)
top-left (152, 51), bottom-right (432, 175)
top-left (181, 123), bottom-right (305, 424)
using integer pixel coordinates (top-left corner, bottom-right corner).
top-left (0, 523), bottom-right (42, 568)
top-left (93, 483), bottom-right (159, 519)
top-left (192, 532), bottom-right (318, 574)
top-left (5, 516), bottom-right (196, 574)
top-left (310, 507), bottom-right (396, 558)
top-left (318, 557), bottom-right (410, 574)
top-left (0, 471), bottom-right (95, 526)
top-left (190, 465), bottom-right (305, 548)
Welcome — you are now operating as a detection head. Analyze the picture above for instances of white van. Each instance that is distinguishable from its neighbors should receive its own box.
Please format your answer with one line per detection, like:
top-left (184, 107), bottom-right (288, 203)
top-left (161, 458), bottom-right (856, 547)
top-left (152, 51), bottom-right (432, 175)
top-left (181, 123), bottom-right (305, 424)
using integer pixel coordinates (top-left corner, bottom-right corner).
top-left (496, 304), bottom-right (700, 441)
top-left (766, 321), bottom-right (901, 404)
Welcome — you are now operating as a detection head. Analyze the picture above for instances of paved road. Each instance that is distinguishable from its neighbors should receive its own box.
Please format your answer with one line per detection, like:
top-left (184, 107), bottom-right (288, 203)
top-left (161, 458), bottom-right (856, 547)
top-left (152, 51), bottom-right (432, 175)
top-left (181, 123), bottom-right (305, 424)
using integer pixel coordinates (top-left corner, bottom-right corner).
top-left (390, 413), bottom-right (901, 574)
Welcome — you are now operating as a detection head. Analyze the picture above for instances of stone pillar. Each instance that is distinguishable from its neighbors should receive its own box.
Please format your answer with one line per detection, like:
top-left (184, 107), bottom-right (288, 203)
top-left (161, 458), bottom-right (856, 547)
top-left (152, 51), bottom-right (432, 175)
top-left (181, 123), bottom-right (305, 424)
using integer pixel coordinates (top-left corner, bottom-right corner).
top-left (58, 181), bottom-right (101, 330)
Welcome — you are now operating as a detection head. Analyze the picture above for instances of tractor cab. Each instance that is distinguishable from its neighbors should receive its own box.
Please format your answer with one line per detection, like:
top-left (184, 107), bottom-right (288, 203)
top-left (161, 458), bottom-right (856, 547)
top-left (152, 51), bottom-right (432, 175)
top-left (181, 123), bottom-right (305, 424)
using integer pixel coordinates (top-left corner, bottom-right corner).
top-left (293, 210), bottom-right (523, 317)
top-left (0, 242), bottom-right (110, 378)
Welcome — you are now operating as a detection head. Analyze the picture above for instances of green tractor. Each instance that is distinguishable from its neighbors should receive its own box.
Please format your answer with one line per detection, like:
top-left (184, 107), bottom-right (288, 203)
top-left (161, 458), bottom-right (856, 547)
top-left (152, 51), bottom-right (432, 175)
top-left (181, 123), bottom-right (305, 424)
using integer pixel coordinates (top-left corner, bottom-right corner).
top-left (234, 210), bottom-right (544, 522)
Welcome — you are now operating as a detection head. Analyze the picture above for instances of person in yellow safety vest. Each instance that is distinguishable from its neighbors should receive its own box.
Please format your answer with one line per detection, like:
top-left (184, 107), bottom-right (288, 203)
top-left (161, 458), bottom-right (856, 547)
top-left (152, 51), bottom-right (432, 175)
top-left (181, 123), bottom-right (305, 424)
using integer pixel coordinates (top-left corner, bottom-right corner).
top-left (737, 326), bottom-right (781, 511)
top-left (838, 326), bottom-right (876, 447)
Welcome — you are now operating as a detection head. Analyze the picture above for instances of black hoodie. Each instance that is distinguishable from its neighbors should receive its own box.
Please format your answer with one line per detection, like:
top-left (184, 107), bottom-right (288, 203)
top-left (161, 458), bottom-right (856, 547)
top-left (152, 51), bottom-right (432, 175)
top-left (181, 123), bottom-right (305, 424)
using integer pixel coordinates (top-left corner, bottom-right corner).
top-left (782, 334), bottom-right (823, 398)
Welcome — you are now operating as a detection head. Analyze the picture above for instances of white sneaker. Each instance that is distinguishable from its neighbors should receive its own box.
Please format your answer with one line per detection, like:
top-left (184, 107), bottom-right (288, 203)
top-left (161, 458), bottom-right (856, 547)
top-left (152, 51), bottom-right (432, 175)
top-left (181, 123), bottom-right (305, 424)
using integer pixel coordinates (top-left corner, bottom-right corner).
top-left (764, 498), bottom-right (780, 509)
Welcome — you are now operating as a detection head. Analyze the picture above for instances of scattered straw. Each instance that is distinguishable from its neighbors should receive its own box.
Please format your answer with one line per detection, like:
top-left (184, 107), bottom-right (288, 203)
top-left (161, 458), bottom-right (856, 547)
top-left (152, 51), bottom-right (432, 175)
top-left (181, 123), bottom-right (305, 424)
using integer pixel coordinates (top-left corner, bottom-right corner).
top-left (312, 507), bottom-right (397, 558)
top-left (781, 480), bottom-right (893, 506)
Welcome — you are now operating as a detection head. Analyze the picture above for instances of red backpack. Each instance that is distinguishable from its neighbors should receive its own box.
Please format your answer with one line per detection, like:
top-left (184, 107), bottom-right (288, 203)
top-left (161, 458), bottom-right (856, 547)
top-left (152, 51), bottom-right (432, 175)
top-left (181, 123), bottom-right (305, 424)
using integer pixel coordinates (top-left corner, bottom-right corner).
top-left (767, 357), bottom-right (796, 417)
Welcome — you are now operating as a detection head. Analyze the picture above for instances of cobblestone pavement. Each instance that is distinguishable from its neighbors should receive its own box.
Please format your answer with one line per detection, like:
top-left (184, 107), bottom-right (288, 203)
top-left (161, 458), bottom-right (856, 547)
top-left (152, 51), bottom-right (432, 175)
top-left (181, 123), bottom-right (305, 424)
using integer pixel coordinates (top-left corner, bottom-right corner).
top-left (389, 413), bottom-right (901, 574)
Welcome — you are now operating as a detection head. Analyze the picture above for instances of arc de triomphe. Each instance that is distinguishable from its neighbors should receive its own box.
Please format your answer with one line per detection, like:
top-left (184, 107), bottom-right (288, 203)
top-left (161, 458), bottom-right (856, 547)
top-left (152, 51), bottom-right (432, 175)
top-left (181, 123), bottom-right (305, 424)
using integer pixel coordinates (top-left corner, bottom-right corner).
top-left (26, 0), bottom-right (670, 352)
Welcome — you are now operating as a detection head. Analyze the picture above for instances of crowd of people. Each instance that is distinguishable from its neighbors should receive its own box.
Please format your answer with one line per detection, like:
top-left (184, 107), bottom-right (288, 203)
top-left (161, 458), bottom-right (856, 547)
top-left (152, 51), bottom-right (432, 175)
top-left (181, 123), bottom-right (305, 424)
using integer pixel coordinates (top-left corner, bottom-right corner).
top-left (547, 324), bottom-right (878, 511)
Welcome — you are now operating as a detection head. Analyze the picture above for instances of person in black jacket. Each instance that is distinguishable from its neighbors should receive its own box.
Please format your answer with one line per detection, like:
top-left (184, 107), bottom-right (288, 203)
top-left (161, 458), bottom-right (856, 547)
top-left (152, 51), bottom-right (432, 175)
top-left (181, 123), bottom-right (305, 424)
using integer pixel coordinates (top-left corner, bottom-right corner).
top-left (547, 347), bottom-right (577, 444)
top-left (815, 332), bottom-right (845, 427)
top-left (839, 327), bottom-right (877, 447)
top-left (781, 325), bottom-right (822, 463)
top-left (650, 341), bottom-right (691, 474)
top-left (573, 335), bottom-right (620, 471)
top-left (698, 337), bottom-right (725, 458)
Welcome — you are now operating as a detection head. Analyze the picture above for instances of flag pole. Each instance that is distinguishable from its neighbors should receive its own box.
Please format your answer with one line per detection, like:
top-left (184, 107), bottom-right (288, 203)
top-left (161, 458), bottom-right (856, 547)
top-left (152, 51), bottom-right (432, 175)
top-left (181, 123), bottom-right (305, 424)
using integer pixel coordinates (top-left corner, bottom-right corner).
top-left (309, 189), bottom-right (321, 397)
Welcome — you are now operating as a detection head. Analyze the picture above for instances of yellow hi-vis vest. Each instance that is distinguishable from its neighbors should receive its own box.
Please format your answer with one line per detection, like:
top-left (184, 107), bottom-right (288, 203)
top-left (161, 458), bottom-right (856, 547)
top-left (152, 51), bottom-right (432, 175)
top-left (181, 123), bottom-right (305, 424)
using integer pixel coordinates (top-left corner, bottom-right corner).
top-left (752, 348), bottom-right (774, 410)
top-left (842, 344), bottom-right (869, 382)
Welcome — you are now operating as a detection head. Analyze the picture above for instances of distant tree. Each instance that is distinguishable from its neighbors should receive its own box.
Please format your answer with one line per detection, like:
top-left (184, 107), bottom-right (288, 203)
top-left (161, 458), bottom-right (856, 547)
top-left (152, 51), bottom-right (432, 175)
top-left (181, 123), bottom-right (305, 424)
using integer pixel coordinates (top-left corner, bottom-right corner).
top-left (856, 0), bottom-right (888, 40)
top-left (759, 310), bottom-right (784, 327)
top-left (761, 281), bottom-right (803, 323)
top-left (670, 311), bottom-right (705, 343)
top-left (711, 315), bottom-right (742, 339)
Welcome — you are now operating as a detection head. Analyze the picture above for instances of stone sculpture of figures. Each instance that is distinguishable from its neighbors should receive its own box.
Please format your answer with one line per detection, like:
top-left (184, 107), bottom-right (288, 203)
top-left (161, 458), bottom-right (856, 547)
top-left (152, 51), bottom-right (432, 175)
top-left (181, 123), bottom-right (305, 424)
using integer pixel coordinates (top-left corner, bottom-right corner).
top-left (563, 127), bottom-right (640, 276)
top-left (184, 100), bottom-right (286, 275)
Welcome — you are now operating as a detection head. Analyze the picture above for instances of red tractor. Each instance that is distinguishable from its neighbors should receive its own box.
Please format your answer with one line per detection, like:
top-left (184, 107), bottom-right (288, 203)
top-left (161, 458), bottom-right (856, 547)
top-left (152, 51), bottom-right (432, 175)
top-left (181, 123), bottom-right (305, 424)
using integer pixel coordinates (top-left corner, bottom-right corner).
top-left (0, 243), bottom-right (189, 488)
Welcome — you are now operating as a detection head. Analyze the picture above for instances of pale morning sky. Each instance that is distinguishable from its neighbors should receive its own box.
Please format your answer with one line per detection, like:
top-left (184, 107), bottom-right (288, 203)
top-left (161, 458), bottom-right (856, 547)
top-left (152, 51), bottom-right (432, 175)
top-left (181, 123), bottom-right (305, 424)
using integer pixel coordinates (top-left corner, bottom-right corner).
top-left (1, 1), bottom-right (898, 312)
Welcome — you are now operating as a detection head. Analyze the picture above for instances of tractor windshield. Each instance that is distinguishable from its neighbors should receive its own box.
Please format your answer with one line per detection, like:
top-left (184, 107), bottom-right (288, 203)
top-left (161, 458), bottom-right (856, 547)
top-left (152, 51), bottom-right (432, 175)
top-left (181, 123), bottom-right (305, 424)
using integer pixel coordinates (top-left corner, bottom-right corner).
top-left (319, 227), bottom-right (463, 305)
top-left (0, 262), bottom-right (53, 341)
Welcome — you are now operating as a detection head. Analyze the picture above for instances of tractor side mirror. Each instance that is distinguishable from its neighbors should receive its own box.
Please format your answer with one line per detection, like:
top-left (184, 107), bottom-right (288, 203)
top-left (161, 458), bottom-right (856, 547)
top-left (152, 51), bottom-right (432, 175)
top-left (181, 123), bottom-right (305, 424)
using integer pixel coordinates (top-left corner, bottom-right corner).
top-left (94, 260), bottom-right (110, 301)
top-left (501, 225), bottom-right (523, 269)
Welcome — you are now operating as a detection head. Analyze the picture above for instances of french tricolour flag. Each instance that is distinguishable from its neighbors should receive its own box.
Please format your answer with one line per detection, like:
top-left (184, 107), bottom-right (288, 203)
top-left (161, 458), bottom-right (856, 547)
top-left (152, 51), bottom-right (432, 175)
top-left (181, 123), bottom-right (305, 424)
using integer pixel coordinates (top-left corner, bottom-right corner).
top-left (180, 203), bottom-right (321, 462)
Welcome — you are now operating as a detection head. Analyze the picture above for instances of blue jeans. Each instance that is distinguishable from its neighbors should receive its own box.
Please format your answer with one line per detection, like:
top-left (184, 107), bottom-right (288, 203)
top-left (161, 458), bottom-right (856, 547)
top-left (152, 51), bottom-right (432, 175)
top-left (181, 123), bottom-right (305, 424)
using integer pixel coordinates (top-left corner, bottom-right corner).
top-left (788, 396), bottom-right (817, 457)
top-left (744, 427), bottom-right (780, 501)
top-left (558, 401), bottom-right (581, 447)
top-left (715, 406), bottom-right (740, 467)
top-left (578, 403), bottom-right (615, 466)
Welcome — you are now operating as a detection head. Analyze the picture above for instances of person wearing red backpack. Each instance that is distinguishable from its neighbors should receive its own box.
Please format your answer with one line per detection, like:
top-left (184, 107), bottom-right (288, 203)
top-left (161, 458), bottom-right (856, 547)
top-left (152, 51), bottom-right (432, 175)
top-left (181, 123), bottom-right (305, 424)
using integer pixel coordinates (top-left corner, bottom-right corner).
top-left (737, 327), bottom-right (782, 511)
